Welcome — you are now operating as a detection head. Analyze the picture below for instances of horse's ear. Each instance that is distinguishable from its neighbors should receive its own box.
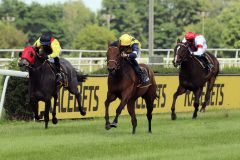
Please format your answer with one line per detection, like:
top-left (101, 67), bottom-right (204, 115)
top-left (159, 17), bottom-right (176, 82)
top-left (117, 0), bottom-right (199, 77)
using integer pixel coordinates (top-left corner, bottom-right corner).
top-left (117, 40), bottom-right (121, 48)
top-left (108, 41), bottom-right (111, 47)
top-left (177, 39), bottom-right (181, 43)
top-left (18, 51), bottom-right (22, 57)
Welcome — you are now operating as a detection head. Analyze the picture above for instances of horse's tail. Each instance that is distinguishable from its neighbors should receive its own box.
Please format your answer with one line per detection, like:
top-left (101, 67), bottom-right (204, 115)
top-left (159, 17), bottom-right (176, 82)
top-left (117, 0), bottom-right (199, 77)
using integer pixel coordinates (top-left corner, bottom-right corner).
top-left (147, 66), bottom-right (159, 100)
top-left (76, 72), bottom-right (87, 82)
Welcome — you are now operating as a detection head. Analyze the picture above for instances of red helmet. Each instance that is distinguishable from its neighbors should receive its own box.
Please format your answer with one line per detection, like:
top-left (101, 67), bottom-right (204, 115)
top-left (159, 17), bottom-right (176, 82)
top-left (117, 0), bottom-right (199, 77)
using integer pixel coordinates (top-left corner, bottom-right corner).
top-left (185, 32), bottom-right (196, 40)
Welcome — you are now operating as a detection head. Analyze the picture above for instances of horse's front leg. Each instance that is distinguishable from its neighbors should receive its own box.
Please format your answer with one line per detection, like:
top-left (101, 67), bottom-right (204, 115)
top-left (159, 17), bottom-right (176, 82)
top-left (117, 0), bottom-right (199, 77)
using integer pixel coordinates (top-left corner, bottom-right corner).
top-left (110, 89), bottom-right (131, 128)
top-left (192, 88), bottom-right (203, 119)
top-left (52, 94), bottom-right (58, 124)
top-left (171, 86), bottom-right (186, 120)
top-left (104, 92), bottom-right (117, 130)
top-left (44, 99), bottom-right (51, 129)
top-left (30, 97), bottom-right (40, 120)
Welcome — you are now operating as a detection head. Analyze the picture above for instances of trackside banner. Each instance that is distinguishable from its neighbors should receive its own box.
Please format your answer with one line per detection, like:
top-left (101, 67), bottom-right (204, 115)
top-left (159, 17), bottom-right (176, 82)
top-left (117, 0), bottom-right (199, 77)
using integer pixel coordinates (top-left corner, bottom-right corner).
top-left (39, 75), bottom-right (240, 119)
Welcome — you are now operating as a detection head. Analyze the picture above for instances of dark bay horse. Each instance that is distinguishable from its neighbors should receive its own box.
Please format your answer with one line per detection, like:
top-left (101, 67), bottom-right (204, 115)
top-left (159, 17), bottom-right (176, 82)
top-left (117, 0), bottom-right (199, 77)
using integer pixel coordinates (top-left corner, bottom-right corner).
top-left (105, 46), bottom-right (158, 134)
top-left (171, 41), bottom-right (219, 120)
top-left (18, 46), bottom-right (87, 128)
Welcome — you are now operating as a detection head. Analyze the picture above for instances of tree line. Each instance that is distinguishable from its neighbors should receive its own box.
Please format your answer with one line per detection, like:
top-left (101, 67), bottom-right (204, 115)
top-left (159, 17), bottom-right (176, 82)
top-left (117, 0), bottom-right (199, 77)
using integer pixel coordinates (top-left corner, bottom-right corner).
top-left (0, 0), bottom-right (239, 54)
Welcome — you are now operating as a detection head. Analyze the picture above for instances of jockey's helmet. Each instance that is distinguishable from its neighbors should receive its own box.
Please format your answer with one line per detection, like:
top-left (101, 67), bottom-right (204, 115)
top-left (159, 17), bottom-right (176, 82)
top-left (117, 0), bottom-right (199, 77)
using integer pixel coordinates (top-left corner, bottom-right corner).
top-left (119, 34), bottom-right (132, 46)
top-left (185, 32), bottom-right (196, 41)
top-left (40, 33), bottom-right (52, 46)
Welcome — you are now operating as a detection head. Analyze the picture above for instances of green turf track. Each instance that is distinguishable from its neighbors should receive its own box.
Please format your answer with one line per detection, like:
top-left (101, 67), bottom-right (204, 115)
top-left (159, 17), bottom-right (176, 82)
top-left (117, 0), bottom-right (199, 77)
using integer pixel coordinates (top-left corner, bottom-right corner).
top-left (0, 109), bottom-right (240, 160)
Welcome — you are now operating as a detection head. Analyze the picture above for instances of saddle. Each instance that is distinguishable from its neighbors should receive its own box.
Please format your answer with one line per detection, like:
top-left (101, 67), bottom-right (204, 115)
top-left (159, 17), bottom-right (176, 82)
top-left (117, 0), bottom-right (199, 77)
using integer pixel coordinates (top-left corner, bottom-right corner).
top-left (47, 61), bottom-right (68, 87)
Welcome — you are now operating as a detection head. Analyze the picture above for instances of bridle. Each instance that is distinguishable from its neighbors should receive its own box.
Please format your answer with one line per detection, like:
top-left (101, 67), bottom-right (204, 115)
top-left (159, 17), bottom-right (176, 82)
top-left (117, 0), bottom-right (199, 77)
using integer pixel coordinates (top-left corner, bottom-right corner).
top-left (107, 46), bottom-right (121, 70)
top-left (174, 42), bottom-right (191, 66)
top-left (20, 51), bottom-right (47, 70)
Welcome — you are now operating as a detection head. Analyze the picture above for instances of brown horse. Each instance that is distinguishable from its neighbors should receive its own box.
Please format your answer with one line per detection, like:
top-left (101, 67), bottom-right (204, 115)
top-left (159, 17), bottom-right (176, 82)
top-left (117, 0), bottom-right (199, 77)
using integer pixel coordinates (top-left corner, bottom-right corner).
top-left (105, 46), bottom-right (158, 134)
top-left (171, 41), bottom-right (219, 120)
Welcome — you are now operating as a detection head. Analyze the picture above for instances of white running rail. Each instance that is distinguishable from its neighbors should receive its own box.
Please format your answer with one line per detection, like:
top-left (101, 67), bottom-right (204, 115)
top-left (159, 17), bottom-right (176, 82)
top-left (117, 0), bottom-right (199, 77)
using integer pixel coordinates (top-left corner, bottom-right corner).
top-left (0, 48), bottom-right (239, 72)
top-left (0, 69), bottom-right (28, 118)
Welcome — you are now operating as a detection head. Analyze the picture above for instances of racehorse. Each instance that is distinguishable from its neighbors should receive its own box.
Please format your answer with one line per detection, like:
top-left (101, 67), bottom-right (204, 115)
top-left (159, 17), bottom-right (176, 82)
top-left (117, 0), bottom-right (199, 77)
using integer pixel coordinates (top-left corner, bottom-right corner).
top-left (105, 46), bottom-right (158, 134)
top-left (171, 40), bottom-right (219, 120)
top-left (18, 46), bottom-right (87, 128)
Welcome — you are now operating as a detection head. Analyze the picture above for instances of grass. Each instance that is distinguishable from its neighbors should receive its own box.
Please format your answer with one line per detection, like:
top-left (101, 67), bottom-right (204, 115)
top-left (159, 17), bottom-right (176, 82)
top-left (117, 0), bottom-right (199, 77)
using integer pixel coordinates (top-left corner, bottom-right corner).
top-left (0, 109), bottom-right (240, 160)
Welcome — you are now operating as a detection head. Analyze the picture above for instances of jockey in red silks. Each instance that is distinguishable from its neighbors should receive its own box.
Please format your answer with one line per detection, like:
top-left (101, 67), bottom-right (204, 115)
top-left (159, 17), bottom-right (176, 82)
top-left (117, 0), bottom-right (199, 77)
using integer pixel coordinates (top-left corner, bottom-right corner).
top-left (110, 34), bottom-right (150, 86)
top-left (33, 32), bottom-right (62, 84)
top-left (182, 32), bottom-right (213, 69)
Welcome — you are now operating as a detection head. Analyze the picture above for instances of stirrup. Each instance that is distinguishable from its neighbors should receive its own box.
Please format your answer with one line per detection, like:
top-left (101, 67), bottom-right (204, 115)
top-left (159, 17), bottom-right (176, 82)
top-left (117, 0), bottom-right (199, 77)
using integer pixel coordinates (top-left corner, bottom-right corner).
top-left (56, 73), bottom-right (62, 84)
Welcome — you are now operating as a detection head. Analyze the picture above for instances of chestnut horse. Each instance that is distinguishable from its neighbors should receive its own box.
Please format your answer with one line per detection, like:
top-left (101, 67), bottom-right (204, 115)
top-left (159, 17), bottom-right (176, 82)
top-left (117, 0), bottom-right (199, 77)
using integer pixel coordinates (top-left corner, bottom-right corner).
top-left (105, 46), bottom-right (158, 134)
top-left (171, 41), bottom-right (219, 120)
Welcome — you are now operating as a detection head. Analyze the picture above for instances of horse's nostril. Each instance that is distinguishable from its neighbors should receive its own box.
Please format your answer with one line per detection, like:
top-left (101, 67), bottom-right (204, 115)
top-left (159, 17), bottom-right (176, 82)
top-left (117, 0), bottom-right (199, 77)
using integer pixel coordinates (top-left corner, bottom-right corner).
top-left (108, 67), bottom-right (113, 70)
top-left (18, 62), bottom-right (22, 67)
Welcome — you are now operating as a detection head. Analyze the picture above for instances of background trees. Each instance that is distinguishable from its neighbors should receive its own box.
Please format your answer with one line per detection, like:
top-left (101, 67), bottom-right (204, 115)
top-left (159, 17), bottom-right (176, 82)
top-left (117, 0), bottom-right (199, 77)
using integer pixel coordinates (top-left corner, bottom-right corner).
top-left (0, 0), bottom-right (239, 51)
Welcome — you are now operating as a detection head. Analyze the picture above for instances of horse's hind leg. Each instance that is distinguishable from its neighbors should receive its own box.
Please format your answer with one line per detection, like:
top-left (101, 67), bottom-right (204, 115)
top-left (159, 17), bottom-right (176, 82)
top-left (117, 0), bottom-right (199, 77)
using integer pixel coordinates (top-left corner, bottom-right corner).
top-left (192, 88), bottom-right (203, 119)
top-left (44, 99), bottom-right (51, 129)
top-left (67, 81), bottom-right (86, 116)
top-left (127, 99), bottom-right (137, 134)
top-left (52, 94), bottom-right (58, 124)
top-left (105, 92), bottom-right (117, 130)
top-left (171, 86), bottom-right (186, 120)
top-left (144, 96), bottom-right (154, 133)
top-left (201, 76), bottom-right (216, 112)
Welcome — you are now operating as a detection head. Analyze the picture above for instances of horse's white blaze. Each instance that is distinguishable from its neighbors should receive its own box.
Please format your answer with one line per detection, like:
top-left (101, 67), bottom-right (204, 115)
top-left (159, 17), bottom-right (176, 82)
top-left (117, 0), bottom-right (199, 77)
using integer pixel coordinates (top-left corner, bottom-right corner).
top-left (174, 55), bottom-right (178, 63)
top-left (174, 46), bottom-right (180, 63)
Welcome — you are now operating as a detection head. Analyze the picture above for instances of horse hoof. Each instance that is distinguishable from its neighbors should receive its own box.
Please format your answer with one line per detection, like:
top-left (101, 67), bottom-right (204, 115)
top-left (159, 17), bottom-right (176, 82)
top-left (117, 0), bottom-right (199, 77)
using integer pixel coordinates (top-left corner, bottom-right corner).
top-left (80, 110), bottom-right (86, 116)
top-left (105, 124), bottom-right (111, 130)
top-left (52, 118), bottom-right (58, 124)
top-left (200, 107), bottom-right (205, 112)
top-left (171, 114), bottom-right (177, 120)
top-left (192, 115), bottom-right (197, 120)
top-left (110, 122), bottom-right (117, 128)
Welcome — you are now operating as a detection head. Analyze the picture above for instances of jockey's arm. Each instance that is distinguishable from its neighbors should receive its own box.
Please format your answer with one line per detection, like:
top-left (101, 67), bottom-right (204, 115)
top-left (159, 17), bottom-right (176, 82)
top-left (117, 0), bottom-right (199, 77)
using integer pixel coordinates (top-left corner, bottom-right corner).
top-left (128, 43), bottom-right (140, 59)
top-left (49, 39), bottom-right (61, 58)
top-left (194, 36), bottom-right (206, 56)
top-left (194, 46), bottom-right (204, 56)
top-left (33, 38), bottom-right (41, 48)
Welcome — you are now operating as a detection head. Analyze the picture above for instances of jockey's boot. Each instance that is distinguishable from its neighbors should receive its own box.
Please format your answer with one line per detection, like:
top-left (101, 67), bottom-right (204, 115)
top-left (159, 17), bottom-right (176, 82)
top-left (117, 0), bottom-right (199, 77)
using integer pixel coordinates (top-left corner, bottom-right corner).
top-left (202, 55), bottom-right (213, 70)
top-left (130, 58), bottom-right (150, 87)
top-left (54, 57), bottom-right (62, 85)
top-left (138, 70), bottom-right (150, 87)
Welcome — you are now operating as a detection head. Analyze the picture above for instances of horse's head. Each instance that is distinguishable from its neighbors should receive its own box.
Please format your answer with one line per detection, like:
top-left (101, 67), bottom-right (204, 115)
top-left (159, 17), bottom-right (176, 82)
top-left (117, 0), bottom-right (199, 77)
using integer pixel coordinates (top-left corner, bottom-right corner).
top-left (173, 40), bottom-right (191, 67)
top-left (106, 46), bottom-right (122, 75)
top-left (18, 46), bottom-right (42, 71)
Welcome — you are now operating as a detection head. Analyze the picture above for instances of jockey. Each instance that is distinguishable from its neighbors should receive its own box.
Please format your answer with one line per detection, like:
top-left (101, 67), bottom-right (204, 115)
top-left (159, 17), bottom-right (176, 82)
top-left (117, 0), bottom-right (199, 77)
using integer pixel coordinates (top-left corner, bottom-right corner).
top-left (183, 32), bottom-right (213, 69)
top-left (33, 32), bottom-right (62, 84)
top-left (110, 33), bottom-right (150, 86)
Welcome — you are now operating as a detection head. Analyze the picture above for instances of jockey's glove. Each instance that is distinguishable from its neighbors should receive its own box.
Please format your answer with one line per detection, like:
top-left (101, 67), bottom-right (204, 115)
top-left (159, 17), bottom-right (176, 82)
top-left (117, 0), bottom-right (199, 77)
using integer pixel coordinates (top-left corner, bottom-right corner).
top-left (121, 52), bottom-right (128, 58)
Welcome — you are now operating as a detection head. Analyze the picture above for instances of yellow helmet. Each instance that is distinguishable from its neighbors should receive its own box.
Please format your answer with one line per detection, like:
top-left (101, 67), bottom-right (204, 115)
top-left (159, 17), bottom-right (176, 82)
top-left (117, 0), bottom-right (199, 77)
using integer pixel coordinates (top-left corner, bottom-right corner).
top-left (119, 34), bottom-right (132, 46)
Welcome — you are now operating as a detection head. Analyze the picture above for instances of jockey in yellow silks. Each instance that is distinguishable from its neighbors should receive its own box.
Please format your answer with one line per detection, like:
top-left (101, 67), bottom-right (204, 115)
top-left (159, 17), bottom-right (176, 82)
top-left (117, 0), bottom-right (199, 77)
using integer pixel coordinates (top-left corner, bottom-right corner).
top-left (110, 34), bottom-right (150, 86)
top-left (33, 32), bottom-right (62, 84)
